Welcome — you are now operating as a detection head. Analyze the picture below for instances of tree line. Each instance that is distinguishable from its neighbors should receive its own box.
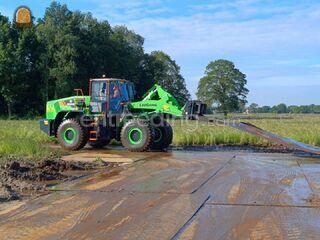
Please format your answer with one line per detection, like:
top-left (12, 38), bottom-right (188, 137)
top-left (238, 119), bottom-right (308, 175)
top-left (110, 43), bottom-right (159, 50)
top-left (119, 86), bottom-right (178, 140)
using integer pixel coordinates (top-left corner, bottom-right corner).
top-left (0, 1), bottom-right (190, 118)
top-left (248, 103), bottom-right (320, 114)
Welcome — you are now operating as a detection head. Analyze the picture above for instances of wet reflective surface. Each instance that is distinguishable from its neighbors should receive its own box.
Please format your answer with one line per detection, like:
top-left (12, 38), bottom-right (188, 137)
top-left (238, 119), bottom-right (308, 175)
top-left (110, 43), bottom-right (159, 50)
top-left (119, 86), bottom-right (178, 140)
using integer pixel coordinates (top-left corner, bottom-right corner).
top-left (0, 150), bottom-right (320, 239)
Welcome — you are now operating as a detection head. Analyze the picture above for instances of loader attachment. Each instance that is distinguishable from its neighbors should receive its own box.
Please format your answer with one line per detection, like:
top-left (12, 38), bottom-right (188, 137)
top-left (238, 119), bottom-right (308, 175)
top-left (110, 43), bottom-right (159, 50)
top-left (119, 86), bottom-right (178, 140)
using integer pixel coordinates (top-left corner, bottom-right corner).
top-left (183, 100), bottom-right (207, 120)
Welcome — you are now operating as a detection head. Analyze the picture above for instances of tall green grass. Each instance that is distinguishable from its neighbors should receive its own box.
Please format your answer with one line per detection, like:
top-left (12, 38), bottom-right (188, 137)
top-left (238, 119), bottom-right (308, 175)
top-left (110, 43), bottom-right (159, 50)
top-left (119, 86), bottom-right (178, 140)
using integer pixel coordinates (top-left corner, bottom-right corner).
top-left (0, 120), bottom-right (60, 160)
top-left (172, 121), bottom-right (266, 146)
top-left (249, 115), bottom-right (320, 146)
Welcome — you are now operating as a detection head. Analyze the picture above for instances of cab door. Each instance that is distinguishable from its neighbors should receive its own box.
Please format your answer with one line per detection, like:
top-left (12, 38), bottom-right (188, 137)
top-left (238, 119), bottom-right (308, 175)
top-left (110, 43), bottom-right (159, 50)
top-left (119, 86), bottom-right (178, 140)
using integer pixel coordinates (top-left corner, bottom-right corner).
top-left (90, 81), bottom-right (108, 113)
top-left (109, 81), bottom-right (123, 113)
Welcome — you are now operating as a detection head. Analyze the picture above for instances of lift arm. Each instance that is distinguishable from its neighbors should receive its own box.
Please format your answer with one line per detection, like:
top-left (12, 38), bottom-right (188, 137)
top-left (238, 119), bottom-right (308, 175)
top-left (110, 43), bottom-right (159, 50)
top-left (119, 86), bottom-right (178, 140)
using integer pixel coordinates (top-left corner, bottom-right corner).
top-left (129, 84), bottom-right (184, 117)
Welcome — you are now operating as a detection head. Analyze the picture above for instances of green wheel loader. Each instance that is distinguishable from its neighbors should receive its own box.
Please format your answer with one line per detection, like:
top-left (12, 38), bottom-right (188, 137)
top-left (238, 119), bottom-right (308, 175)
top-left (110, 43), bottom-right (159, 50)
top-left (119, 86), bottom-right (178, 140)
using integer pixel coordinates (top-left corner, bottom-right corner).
top-left (40, 78), bottom-right (206, 152)
top-left (40, 77), bottom-right (320, 155)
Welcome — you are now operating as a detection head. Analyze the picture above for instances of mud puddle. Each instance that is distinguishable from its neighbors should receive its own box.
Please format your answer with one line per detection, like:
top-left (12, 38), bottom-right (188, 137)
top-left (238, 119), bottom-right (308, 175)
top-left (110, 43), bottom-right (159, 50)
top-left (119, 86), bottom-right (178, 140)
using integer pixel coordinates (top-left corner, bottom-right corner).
top-left (0, 159), bottom-right (119, 202)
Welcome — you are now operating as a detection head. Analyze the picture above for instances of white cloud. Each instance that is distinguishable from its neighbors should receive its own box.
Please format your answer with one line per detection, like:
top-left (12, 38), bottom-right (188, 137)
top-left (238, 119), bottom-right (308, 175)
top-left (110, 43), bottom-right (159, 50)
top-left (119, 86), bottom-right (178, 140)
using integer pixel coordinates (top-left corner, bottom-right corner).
top-left (90, 0), bottom-right (166, 23)
top-left (249, 73), bottom-right (320, 87)
top-left (88, 0), bottom-right (320, 99)
top-left (128, 9), bottom-right (320, 58)
top-left (89, 1), bottom-right (320, 58)
top-left (144, 7), bottom-right (171, 14)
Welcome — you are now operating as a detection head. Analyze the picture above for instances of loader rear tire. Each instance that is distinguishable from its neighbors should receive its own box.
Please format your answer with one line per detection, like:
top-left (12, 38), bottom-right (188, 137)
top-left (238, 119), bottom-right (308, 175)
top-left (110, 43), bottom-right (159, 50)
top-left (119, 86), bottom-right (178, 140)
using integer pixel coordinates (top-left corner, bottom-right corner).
top-left (57, 119), bottom-right (88, 151)
top-left (121, 119), bottom-right (152, 152)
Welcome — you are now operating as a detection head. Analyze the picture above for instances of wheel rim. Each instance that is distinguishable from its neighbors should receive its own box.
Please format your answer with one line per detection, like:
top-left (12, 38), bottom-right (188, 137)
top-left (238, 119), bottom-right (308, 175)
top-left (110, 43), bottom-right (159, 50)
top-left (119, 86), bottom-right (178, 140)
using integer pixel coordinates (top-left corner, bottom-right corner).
top-left (63, 127), bottom-right (77, 144)
top-left (128, 128), bottom-right (143, 145)
top-left (153, 127), bottom-right (162, 143)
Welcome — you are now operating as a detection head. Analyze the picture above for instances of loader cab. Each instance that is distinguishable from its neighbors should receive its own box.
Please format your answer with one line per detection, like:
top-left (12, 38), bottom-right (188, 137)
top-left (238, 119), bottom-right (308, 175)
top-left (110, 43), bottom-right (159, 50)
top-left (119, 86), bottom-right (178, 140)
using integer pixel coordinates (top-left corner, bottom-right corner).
top-left (89, 78), bottom-right (135, 113)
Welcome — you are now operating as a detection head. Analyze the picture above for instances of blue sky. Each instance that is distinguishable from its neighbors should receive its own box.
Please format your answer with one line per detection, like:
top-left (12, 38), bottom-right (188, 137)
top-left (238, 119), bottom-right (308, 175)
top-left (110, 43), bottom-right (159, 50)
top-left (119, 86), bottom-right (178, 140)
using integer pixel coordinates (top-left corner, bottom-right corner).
top-left (1, 0), bottom-right (320, 106)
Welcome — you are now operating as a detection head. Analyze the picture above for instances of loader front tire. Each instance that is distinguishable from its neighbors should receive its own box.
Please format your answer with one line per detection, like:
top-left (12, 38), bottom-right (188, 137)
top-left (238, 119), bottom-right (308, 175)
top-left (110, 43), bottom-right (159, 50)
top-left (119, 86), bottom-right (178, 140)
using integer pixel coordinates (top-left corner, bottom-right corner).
top-left (57, 119), bottom-right (88, 151)
top-left (121, 120), bottom-right (152, 152)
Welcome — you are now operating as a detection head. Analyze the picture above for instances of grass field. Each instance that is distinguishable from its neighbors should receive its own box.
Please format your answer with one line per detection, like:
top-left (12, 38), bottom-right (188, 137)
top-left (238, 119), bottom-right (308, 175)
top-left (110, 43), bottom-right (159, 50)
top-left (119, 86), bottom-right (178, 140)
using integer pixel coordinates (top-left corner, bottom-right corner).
top-left (0, 114), bottom-right (320, 160)
top-left (0, 120), bottom-right (60, 161)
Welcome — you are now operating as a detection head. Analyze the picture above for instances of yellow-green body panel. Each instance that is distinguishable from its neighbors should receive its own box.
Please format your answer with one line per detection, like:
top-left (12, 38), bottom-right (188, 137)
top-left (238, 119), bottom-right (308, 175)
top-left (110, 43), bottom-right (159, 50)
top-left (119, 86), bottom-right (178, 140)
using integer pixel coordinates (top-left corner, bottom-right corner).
top-left (46, 96), bottom-right (91, 120)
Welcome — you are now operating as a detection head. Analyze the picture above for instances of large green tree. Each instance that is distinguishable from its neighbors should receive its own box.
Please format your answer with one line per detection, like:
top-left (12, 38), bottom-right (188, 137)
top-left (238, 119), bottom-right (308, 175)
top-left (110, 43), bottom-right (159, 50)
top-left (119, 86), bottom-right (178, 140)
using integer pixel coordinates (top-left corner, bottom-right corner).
top-left (146, 51), bottom-right (190, 105)
top-left (0, 15), bottom-right (17, 118)
top-left (37, 1), bottom-right (79, 99)
top-left (73, 13), bottom-right (113, 92)
top-left (0, 15), bottom-right (40, 118)
top-left (197, 59), bottom-right (248, 116)
top-left (111, 26), bottom-right (146, 93)
top-left (14, 26), bottom-right (41, 116)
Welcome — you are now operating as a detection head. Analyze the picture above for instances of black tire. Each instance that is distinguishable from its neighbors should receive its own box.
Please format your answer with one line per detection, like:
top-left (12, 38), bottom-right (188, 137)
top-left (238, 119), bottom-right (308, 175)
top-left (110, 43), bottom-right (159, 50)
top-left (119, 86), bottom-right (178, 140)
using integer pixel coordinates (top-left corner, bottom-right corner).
top-left (164, 122), bottom-right (173, 147)
top-left (121, 119), bottom-right (152, 152)
top-left (88, 139), bottom-right (110, 148)
top-left (57, 118), bottom-right (88, 151)
top-left (150, 121), bottom-right (173, 150)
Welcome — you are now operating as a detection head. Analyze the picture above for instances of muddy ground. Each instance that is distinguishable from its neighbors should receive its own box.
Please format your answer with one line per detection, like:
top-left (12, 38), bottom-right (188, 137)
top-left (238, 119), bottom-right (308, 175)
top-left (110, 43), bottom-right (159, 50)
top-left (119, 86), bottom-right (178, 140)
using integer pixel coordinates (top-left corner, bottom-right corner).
top-left (0, 158), bottom-right (119, 202)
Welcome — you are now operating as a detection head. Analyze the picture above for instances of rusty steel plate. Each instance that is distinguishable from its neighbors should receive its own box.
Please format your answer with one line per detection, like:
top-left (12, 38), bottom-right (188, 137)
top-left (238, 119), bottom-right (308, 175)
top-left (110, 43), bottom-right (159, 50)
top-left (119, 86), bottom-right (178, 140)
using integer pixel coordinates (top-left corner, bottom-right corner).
top-left (175, 205), bottom-right (320, 240)
top-left (56, 151), bottom-right (236, 194)
top-left (200, 154), bottom-right (319, 207)
top-left (0, 151), bottom-right (320, 240)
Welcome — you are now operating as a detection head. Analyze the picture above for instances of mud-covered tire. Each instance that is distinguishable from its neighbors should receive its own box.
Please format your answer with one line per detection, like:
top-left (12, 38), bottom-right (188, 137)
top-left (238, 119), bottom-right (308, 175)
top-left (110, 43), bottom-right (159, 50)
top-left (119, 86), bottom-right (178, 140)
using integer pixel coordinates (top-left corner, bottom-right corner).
top-left (88, 139), bottom-right (110, 148)
top-left (150, 121), bottom-right (173, 150)
top-left (57, 119), bottom-right (88, 151)
top-left (121, 119), bottom-right (152, 152)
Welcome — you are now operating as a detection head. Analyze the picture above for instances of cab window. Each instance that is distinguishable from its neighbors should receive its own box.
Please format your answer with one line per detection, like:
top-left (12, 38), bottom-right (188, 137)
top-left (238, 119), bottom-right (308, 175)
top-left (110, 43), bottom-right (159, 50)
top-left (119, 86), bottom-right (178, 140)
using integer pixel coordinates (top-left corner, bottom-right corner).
top-left (127, 84), bottom-right (135, 100)
top-left (110, 82), bottom-right (121, 100)
top-left (91, 81), bottom-right (107, 102)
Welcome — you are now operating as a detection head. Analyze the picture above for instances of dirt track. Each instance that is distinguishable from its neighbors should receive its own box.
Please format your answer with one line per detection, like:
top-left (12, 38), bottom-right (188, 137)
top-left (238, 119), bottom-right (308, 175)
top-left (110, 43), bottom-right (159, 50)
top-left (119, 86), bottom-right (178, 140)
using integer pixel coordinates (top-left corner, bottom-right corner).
top-left (0, 150), bottom-right (320, 239)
